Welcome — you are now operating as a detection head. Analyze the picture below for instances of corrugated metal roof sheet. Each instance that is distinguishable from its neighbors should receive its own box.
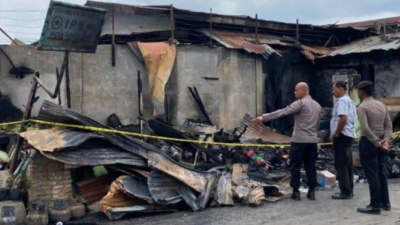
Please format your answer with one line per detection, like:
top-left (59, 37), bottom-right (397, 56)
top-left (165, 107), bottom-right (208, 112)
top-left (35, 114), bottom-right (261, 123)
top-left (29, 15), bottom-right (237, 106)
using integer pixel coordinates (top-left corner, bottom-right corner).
top-left (339, 16), bottom-right (400, 28)
top-left (86, 1), bottom-right (370, 46)
top-left (299, 44), bottom-right (332, 61)
top-left (200, 30), bottom-right (280, 59)
top-left (320, 34), bottom-right (400, 58)
top-left (236, 114), bottom-right (291, 144)
top-left (77, 175), bottom-right (115, 204)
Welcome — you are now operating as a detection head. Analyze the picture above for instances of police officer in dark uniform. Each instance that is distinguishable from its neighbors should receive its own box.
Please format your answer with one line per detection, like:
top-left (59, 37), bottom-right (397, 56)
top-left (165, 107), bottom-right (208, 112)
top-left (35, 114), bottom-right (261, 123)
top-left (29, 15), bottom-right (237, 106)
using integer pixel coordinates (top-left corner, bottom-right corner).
top-left (356, 81), bottom-right (392, 215)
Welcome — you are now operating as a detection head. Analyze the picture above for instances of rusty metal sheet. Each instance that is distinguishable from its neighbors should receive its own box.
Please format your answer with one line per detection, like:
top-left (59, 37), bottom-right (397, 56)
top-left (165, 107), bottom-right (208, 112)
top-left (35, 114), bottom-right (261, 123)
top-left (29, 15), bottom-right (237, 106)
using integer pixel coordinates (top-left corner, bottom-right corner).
top-left (339, 16), bottom-right (400, 28)
top-left (21, 127), bottom-right (102, 152)
top-left (85, 1), bottom-right (171, 35)
top-left (214, 172), bottom-right (234, 206)
top-left (197, 171), bottom-right (222, 210)
top-left (320, 34), bottom-right (400, 58)
top-left (375, 97), bottom-right (400, 127)
top-left (201, 30), bottom-right (279, 59)
top-left (377, 97), bottom-right (400, 106)
top-left (77, 175), bottom-right (115, 204)
top-left (301, 44), bottom-right (332, 56)
top-left (41, 144), bottom-right (147, 167)
top-left (100, 175), bottom-right (176, 220)
top-left (100, 176), bottom-right (160, 220)
top-left (21, 127), bottom-right (147, 167)
top-left (237, 114), bottom-right (291, 144)
top-left (107, 206), bottom-right (176, 220)
top-left (38, 0), bottom-right (106, 53)
top-left (147, 151), bottom-right (210, 193)
top-left (296, 44), bottom-right (333, 62)
top-left (38, 100), bottom-right (153, 159)
top-left (148, 170), bottom-right (182, 205)
top-left (260, 38), bottom-right (293, 46)
top-left (177, 185), bottom-right (200, 211)
top-left (119, 176), bottom-right (154, 204)
top-left (137, 42), bottom-right (176, 116)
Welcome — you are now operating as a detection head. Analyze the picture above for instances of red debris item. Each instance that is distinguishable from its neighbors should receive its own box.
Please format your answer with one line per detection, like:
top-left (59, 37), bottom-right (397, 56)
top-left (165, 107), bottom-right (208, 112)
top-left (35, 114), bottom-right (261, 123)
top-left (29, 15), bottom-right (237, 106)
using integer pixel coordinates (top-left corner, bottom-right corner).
top-left (254, 160), bottom-right (265, 166)
top-left (76, 175), bottom-right (115, 205)
top-left (243, 149), bottom-right (255, 158)
top-left (254, 156), bottom-right (267, 166)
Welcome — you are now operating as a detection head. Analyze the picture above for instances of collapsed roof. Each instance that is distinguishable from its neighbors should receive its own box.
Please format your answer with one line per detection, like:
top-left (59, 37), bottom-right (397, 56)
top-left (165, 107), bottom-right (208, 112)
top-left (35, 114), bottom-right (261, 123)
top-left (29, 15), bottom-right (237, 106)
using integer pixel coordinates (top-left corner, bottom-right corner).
top-left (85, 1), bottom-right (400, 60)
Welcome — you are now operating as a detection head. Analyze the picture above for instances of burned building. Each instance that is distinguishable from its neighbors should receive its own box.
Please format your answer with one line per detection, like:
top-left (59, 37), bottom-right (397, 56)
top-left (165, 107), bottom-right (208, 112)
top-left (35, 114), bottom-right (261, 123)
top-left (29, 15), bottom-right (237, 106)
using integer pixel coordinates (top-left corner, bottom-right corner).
top-left (1, 1), bottom-right (400, 222)
top-left (1, 1), bottom-right (384, 133)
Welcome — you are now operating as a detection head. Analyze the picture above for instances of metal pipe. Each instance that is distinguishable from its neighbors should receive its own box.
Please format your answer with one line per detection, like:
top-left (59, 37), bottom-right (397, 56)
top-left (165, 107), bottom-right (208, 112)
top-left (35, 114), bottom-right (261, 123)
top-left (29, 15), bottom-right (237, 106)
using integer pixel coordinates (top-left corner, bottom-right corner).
top-left (137, 70), bottom-right (143, 133)
top-left (9, 52), bottom-right (69, 172)
top-left (296, 19), bottom-right (299, 43)
top-left (170, 4), bottom-right (175, 40)
top-left (34, 52), bottom-right (69, 98)
top-left (255, 14), bottom-right (258, 41)
top-left (0, 27), bottom-right (19, 46)
top-left (9, 72), bottom-right (40, 172)
top-left (111, 4), bottom-right (116, 67)
top-left (0, 46), bottom-right (16, 68)
top-left (209, 8), bottom-right (213, 47)
top-left (383, 23), bottom-right (387, 35)
top-left (165, 94), bottom-right (169, 123)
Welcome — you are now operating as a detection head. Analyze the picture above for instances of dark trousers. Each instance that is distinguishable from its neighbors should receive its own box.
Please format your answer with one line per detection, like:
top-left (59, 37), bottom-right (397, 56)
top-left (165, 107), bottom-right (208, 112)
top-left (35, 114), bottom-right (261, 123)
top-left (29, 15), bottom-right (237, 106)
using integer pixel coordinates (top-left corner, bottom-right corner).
top-left (333, 134), bottom-right (354, 195)
top-left (290, 143), bottom-right (318, 190)
top-left (359, 137), bottom-right (390, 208)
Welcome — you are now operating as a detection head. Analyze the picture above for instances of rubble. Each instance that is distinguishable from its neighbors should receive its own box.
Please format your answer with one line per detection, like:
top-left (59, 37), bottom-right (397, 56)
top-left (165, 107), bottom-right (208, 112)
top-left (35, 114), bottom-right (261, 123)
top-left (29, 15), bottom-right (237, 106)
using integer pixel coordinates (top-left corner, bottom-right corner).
top-left (0, 99), bottom-right (398, 222)
top-left (76, 176), bottom-right (115, 205)
top-left (11, 101), bottom-right (301, 219)
top-left (214, 172), bottom-right (234, 206)
top-left (0, 1), bottom-right (399, 224)
top-left (236, 114), bottom-right (291, 144)
top-left (99, 176), bottom-right (176, 220)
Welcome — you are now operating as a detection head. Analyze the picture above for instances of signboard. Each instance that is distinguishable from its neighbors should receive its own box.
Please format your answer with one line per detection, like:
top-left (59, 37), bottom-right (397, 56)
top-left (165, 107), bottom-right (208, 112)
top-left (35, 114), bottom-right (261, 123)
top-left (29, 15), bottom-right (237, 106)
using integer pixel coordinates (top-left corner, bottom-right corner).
top-left (38, 0), bottom-right (106, 53)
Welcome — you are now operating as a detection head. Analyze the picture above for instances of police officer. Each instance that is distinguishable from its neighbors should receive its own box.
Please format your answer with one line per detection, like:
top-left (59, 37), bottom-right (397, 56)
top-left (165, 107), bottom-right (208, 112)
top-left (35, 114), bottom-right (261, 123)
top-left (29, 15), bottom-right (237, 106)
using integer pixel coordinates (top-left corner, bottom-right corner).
top-left (356, 81), bottom-right (392, 215)
top-left (254, 82), bottom-right (322, 201)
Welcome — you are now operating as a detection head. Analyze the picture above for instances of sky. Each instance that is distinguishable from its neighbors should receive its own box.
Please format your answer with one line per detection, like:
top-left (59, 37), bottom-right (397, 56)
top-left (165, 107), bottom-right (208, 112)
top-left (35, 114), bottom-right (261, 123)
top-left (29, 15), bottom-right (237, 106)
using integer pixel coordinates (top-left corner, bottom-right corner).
top-left (1, 0), bottom-right (400, 44)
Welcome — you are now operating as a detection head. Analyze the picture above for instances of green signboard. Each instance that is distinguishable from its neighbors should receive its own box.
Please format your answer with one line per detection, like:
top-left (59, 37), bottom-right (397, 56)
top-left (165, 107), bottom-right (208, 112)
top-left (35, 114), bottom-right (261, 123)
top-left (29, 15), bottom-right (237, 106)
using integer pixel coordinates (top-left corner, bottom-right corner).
top-left (38, 0), bottom-right (106, 53)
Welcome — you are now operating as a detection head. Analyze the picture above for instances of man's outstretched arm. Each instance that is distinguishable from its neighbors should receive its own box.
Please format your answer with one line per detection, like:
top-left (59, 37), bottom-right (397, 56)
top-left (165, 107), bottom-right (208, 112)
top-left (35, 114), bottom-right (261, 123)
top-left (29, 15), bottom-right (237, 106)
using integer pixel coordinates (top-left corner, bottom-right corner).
top-left (254, 100), bottom-right (302, 123)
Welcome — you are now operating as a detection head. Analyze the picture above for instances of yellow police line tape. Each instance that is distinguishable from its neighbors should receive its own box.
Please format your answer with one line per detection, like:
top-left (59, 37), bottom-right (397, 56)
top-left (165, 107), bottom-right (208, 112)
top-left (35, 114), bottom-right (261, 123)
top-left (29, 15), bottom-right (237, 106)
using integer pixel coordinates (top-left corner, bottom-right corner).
top-left (0, 120), bottom-right (399, 148)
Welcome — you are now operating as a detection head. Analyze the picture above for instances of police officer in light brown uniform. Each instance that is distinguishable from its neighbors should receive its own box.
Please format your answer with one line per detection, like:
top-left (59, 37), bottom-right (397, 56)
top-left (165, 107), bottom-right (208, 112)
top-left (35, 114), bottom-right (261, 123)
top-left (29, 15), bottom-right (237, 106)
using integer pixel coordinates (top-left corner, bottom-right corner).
top-left (356, 81), bottom-right (392, 215)
top-left (254, 82), bottom-right (322, 201)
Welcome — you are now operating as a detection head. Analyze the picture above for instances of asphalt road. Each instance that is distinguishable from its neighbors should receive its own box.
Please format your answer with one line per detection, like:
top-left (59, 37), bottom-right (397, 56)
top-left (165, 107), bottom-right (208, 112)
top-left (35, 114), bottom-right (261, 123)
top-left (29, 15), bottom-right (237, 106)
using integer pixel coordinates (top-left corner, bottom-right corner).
top-left (82, 179), bottom-right (400, 225)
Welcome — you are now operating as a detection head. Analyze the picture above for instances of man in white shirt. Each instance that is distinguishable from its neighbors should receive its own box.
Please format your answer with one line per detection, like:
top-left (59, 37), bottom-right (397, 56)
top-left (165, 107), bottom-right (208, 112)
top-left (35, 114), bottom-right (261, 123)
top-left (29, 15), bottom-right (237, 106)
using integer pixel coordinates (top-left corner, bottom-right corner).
top-left (330, 81), bottom-right (356, 200)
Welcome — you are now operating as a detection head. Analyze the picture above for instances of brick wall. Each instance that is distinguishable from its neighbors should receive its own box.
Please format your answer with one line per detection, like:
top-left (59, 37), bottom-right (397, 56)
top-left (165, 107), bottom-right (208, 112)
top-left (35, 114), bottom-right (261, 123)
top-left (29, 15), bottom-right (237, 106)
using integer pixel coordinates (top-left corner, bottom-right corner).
top-left (26, 154), bottom-right (72, 201)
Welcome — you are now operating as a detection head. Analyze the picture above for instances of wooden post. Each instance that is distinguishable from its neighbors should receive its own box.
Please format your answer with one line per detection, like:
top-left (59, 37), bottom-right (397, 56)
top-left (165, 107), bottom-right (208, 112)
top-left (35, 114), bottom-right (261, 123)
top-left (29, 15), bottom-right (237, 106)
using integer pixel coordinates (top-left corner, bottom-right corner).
top-left (255, 14), bottom-right (258, 41)
top-left (0, 27), bottom-right (19, 46)
top-left (209, 8), bottom-right (213, 47)
top-left (111, 4), bottom-right (116, 67)
top-left (170, 5), bottom-right (175, 40)
top-left (296, 19), bottom-right (299, 43)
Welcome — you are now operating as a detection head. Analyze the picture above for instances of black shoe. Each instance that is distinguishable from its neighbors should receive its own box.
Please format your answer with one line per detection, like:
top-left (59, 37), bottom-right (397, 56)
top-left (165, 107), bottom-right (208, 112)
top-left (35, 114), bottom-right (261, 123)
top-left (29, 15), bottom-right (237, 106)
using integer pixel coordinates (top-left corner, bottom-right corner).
top-left (357, 205), bottom-right (381, 215)
top-left (307, 189), bottom-right (316, 200)
top-left (291, 191), bottom-right (301, 201)
top-left (381, 204), bottom-right (391, 211)
top-left (332, 192), bottom-right (352, 200)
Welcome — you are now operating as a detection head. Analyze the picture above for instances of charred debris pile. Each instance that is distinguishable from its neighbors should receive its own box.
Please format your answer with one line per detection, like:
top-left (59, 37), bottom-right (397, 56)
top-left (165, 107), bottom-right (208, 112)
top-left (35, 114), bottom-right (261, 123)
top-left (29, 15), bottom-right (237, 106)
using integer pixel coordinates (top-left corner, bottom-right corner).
top-left (0, 100), bottom-right (399, 222)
